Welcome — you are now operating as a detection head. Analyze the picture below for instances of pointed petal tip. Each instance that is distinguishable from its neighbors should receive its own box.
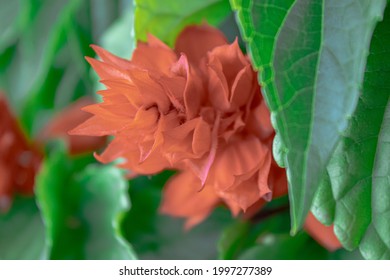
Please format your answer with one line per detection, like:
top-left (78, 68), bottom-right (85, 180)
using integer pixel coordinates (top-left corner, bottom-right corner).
top-left (67, 128), bottom-right (77, 135)
top-left (67, 124), bottom-right (90, 136)
top-left (93, 151), bottom-right (105, 163)
top-left (89, 44), bottom-right (106, 55)
top-left (84, 56), bottom-right (96, 65)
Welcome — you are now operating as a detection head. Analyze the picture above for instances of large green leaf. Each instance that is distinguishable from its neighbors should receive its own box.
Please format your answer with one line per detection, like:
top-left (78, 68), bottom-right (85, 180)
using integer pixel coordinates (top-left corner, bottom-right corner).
top-left (312, 4), bottom-right (390, 259)
top-left (121, 172), bottom-right (234, 259)
top-left (35, 143), bottom-right (136, 259)
top-left (134, 0), bottom-right (231, 46)
top-left (0, 197), bottom-right (46, 259)
top-left (231, 0), bottom-right (387, 232)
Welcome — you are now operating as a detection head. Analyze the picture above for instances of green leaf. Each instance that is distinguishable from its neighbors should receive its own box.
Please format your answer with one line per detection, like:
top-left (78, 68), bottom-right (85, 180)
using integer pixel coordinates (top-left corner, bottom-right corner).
top-left (36, 143), bottom-right (136, 259)
top-left (313, 5), bottom-right (390, 259)
top-left (232, 0), bottom-right (387, 232)
top-left (218, 198), bottom-right (291, 260)
top-left (0, 197), bottom-right (46, 260)
top-left (121, 172), bottom-right (234, 259)
top-left (239, 232), bottom-right (328, 260)
top-left (134, 0), bottom-right (232, 46)
top-left (218, 220), bottom-right (250, 259)
top-left (218, 207), bottom-right (362, 259)
top-left (219, 211), bottom-right (331, 260)
top-left (311, 170), bottom-right (335, 226)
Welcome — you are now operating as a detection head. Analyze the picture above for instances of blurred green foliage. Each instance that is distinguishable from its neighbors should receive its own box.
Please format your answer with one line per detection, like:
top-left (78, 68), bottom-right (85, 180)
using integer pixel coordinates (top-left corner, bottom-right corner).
top-left (122, 171), bottom-right (235, 259)
top-left (36, 142), bottom-right (136, 259)
top-left (0, 197), bottom-right (46, 259)
top-left (134, 0), bottom-right (231, 46)
top-left (0, 0), bottom-right (131, 136)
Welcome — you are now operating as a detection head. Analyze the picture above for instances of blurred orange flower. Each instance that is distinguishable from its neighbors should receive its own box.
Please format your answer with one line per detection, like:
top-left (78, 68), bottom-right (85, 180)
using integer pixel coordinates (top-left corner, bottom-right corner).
top-left (0, 94), bottom-right (42, 211)
top-left (0, 94), bottom-right (107, 211)
top-left (70, 24), bottom-right (288, 228)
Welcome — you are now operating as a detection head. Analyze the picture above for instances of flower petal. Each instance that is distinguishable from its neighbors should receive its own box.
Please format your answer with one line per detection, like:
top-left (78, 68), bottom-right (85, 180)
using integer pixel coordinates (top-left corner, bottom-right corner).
top-left (171, 54), bottom-right (205, 119)
top-left (132, 35), bottom-right (178, 75)
top-left (269, 161), bottom-right (288, 198)
top-left (163, 117), bottom-right (211, 163)
top-left (247, 100), bottom-right (274, 141)
top-left (160, 171), bottom-right (220, 229)
top-left (69, 106), bottom-right (131, 136)
top-left (129, 69), bottom-right (171, 114)
top-left (175, 24), bottom-right (227, 65)
top-left (90, 44), bottom-right (133, 69)
top-left (40, 97), bottom-right (107, 155)
top-left (0, 94), bottom-right (42, 203)
top-left (95, 136), bottom-right (169, 174)
top-left (86, 57), bottom-right (131, 81)
top-left (219, 175), bottom-right (264, 212)
top-left (230, 64), bottom-right (254, 108)
top-left (100, 79), bottom-right (143, 107)
top-left (218, 150), bottom-right (272, 211)
top-left (207, 39), bottom-right (248, 90)
top-left (208, 135), bottom-right (269, 191)
top-left (207, 61), bottom-right (231, 111)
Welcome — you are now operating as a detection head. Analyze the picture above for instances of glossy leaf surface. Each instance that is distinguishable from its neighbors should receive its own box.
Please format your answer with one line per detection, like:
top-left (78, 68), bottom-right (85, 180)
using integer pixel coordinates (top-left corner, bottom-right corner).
top-left (312, 4), bottom-right (390, 259)
top-left (36, 143), bottom-right (136, 259)
top-left (232, 0), bottom-right (387, 232)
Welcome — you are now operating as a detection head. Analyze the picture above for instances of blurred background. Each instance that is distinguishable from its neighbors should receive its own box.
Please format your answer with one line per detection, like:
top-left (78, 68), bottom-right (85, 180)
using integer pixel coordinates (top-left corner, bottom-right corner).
top-left (0, 0), bottom-right (363, 260)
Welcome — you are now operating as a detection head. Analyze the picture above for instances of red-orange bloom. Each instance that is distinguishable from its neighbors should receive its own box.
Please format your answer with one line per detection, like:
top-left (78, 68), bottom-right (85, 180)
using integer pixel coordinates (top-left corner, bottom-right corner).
top-left (0, 94), bottom-right (107, 211)
top-left (0, 94), bottom-right (42, 211)
top-left (71, 24), bottom-right (288, 228)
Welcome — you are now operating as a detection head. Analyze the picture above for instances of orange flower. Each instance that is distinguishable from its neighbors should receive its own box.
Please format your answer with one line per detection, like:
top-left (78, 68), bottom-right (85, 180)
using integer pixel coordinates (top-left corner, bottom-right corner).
top-left (0, 94), bottom-right (42, 211)
top-left (70, 24), bottom-right (288, 228)
top-left (0, 93), bottom-right (107, 211)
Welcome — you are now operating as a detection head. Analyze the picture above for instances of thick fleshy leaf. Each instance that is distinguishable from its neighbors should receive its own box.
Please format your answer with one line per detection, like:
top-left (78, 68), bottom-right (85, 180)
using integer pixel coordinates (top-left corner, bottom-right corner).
top-left (0, 197), bottom-right (46, 259)
top-left (312, 4), bottom-right (390, 259)
top-left (121, 172), bottom-right (234, 259)
top-left (35, 143), bottom-right (136, 259)
top-left (134, 0), bottom-right (232, 46)
top-left (231, 0), bottom-right (387, 232)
